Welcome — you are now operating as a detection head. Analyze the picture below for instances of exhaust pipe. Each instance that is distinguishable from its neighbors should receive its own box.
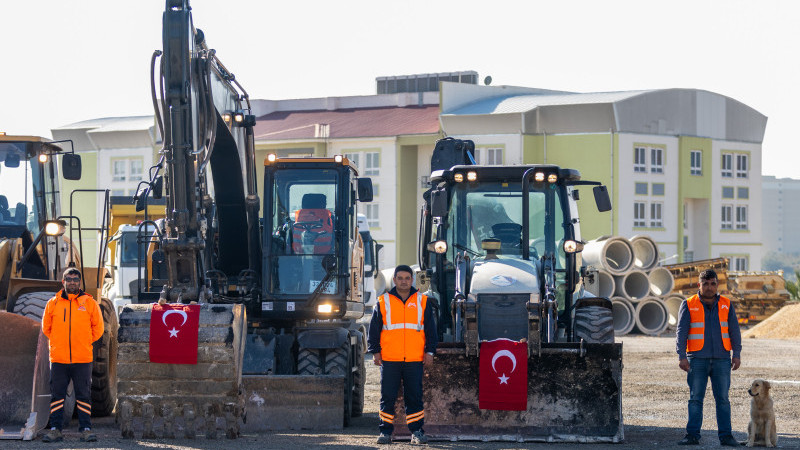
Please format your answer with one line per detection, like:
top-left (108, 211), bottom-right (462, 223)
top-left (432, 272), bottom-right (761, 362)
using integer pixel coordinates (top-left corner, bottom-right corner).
top-left (614, 270), bottom-right (650, 301)
top-left (648, 267), bottom-right (675, 296)
top-left (630, 235), bottom-right (659, 271)
top-left (583, 237), bottom-right (634, 275)
top-left (634, 297), bottom-right (669, 335)
top-left (611, 297), bottom-right (635, 336)
top-left (584, 269), bottom-right (615, 298)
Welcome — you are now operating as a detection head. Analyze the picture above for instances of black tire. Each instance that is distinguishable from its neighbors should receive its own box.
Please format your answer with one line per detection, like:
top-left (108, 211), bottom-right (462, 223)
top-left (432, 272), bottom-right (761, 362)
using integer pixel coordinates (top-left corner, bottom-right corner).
top-left (91, 297), bottom-right (118, 416)
top-left (351, 339), bottom-right (366, 417)
top-left (297, 348), bottom-right (323, 375)
top-left (574, 305), bottom-right (615, 344)
top-left (324, 341), bottom-right (353, 427)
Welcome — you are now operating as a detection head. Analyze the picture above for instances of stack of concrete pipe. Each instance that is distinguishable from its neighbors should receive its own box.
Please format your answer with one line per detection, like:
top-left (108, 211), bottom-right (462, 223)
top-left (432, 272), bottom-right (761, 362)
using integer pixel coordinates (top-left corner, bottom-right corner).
top-left (583, 235), bottom-right (676, 336)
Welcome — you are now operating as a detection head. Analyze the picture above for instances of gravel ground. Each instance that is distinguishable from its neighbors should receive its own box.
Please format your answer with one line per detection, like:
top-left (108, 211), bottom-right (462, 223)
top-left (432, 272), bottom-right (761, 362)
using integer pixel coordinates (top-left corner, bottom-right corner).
top-left (7, 334), bottom-right (799, 449)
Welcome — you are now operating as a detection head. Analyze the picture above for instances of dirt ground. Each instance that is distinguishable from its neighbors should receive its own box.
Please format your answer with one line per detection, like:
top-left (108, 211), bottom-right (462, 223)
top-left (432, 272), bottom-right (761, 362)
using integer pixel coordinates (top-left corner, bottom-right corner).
top-left (7, 334), bottom-right (799, 449)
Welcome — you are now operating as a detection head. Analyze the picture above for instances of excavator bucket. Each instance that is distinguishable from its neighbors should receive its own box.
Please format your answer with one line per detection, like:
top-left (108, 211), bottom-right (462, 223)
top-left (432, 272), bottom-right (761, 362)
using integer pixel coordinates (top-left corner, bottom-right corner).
top-left (0, 312), bottom-right (50, 440)
top-left (241, 375), bottom-right (344, 431)
top-left (393, 343), bottom-right (623, 442)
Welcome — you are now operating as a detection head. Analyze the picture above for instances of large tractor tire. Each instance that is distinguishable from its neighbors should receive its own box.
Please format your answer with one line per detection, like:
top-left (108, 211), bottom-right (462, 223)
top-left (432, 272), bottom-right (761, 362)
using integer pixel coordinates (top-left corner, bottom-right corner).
top-left (91, 297), bottom-right (118, 416)
top-left (324, 341), bottom-right (353, 427)
top-left (297, 348), bottom-right (323, 375)
top-left (351, 339), bottom-right (365, 417)
top-left (574, 304), bottom-right (615, 344)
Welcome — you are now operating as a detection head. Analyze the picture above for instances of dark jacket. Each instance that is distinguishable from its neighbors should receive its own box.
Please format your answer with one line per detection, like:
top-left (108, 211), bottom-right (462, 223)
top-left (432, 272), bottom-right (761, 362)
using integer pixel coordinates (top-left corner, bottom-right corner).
top-left (676, 292), bottom-right (741, 360)
top-left (367, 286), bottom-right (438, 355)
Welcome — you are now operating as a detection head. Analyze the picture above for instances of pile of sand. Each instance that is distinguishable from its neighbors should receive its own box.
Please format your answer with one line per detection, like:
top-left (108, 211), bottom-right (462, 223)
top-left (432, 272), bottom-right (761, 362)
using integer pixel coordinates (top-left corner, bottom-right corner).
top-left (742, 302), bottom-right (800, 339)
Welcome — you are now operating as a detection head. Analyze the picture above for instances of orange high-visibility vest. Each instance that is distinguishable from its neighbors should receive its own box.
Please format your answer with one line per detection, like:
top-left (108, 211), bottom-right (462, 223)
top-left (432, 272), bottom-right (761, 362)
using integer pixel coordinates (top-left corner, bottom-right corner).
top-left (686, 294), bottom-right (732, 353)
top-left (41, 290), bottom-right (104, 364)
top-left (379, 292), bottom-right (427, 362)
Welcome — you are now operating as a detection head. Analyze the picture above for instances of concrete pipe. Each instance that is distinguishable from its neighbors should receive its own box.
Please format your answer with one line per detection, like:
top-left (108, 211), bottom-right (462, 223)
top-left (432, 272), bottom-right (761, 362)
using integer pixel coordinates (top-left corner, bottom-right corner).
top-left (584, 269), bottom-right (615, 298)
top-left (648, 267), bottom-right (675, 296)
top-left (374, 271), bottom-right (387, 296)
top-left (613, 270), bottom-right (650, 301)
top-left (634, 297), bottom-right (669, 336)
top-left (582, 236), bottom-right (634, 275)
top-left (380, 268), bottom-right (396, 292)
top-left (665, 295), bottom-right (685, 328)
top-left (611, 297), bottom-right (636, 336)
top-left (630, 235), bottom-right (659, 271)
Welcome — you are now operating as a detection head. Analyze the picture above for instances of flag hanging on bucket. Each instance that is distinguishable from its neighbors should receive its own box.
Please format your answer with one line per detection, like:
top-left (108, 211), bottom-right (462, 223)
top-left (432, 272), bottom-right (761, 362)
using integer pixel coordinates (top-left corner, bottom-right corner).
top-left (479, 338), bottom-right (528, 410)
top-left (149, 303), bottom-right (200, 364)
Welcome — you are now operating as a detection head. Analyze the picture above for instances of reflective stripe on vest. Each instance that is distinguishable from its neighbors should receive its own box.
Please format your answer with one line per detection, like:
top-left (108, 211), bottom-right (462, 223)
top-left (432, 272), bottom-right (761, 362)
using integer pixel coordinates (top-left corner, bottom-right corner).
top-left (382, 292), bottom-right (423, 331)
top-left (379, 291), bottom-right (427, 362)
top-left (686, 294), bottom-right (732, 352)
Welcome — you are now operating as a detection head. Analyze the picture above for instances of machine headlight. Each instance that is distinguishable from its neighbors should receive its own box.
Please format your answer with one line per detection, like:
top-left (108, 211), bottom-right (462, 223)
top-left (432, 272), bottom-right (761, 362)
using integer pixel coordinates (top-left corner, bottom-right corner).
top-left (317, 304), bottom-right (333, 313)
top-left (266, 153), bottom-right (277, 163)
top-left (38, 154), bottom-right (49, 163)
top-left (334, 155), bottom-right (343, 163)
top-left (427, 240), bottom-right (448, 254)
top-left (563, 239), bottom-right (584, 253)
top-left (45, 220), bottom-right (67, 236)
top-left (547, 173), bottom-right (558, 183)
top-left (534, 172), bottom-right (545, 182)
top-left (466, 171), bottom-right (477, 182)
top-left (454, 173), bottom-right (464, 183)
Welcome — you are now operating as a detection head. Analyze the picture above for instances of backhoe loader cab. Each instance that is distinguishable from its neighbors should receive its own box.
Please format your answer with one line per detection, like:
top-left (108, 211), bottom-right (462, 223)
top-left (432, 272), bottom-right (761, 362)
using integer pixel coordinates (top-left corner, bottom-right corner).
top-left (415, 138), bottom-right (622, 442)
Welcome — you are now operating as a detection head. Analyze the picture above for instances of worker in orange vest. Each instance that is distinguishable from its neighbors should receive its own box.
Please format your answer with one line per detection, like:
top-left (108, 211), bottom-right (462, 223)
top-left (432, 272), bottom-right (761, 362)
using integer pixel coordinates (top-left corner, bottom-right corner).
top-left (368, 265), bottom-right (437, 445)
top-left (41, 268), bottom-right (104, 443)
top-left (675, 269), bottom-right (741, 447)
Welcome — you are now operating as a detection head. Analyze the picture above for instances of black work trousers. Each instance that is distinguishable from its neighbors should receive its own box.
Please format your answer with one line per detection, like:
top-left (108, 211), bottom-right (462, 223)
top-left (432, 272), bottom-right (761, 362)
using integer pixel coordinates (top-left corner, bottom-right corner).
top-left (378, 360), bottom-right (424, 434)
top-left (49, 362), bottom-right (93, 431)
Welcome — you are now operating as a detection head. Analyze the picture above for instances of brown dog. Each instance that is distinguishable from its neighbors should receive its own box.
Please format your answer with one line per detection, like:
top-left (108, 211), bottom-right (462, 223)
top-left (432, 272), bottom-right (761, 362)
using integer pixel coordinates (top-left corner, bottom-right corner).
top-left (746, 379), bottom-right (777, 447)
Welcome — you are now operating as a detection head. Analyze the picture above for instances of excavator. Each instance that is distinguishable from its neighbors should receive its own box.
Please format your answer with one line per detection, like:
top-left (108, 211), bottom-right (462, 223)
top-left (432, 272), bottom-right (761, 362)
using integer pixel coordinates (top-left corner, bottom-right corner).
top-left (0, 134), bottom-right (117, 440)
top-left (115, 0), bottom-right (372, 438)
top-left (412, 137), bottom-right (623, 442)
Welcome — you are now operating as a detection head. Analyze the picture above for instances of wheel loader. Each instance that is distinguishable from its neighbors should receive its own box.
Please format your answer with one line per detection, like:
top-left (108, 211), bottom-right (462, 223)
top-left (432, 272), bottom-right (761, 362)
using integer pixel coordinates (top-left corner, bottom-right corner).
top-left (0, 134), bottom-right (117, 440)
top-left (115, 0), bottom-right (372, 438)
top-left (411, 137), bottom-right (623, 442)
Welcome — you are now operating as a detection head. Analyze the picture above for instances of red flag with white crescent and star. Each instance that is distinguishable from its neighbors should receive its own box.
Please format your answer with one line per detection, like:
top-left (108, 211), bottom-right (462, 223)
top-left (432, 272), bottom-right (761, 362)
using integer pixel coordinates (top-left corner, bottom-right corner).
top-left (149, 303), bottom-right (200, 364)
top-left (479, 338), bottom-right (528, 410)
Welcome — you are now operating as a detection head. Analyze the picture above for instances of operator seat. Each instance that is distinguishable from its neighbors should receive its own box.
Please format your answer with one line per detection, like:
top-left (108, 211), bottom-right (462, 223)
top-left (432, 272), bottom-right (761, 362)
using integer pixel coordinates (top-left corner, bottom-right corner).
top-left (14, 202), bottom-right (27, 225)
top-left (491, 222), bottom-right (522, 255)
top-left (0, 195), bottom-right (10, 222)
top-left (292, 193), bottom-right (333, 254)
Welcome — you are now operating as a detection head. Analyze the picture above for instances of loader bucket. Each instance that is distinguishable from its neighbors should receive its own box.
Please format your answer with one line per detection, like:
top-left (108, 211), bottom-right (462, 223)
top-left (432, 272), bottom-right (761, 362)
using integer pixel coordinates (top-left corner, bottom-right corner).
top-left (393, 343), bottom-right (623, 442)
top-left (0, 312), bottom-right (50, 440)
top-left (241, 375), bottom-right (344, 431)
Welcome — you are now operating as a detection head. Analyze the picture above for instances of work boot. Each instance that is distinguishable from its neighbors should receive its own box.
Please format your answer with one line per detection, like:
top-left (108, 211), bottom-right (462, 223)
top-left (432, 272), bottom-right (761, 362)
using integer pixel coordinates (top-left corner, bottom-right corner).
top-left (677, 434), bottom-right (699, 445)
top-left (410, 430), bottom-right (428, 444)
top-left (80, 428), bottom-right (98, 442)
top-left (719, 435), bottom-right (739, 447)
top-left (376, 432), bottom-right (392, 444)
top-left (41, 428), bottom-right (63, 443)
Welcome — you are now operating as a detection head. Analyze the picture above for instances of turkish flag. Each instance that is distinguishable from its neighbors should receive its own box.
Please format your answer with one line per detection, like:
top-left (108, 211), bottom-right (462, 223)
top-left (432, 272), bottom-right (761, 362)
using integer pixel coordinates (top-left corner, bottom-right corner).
top-left (149, 303), bottom-right (201, 364)
top-left (479, 338), bottom-right (528, 410)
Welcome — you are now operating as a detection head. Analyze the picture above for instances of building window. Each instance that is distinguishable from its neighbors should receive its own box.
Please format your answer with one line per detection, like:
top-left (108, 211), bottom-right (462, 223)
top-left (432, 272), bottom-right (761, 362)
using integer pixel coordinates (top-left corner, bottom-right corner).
top-left (472, 148), bottom-right (480, 164)
top-left (736, 154), bottom-right (748, 178)
top-left (129, 160), bottom-right (143, 182)
top-left (635, 182), bottom-right (648, 195)
top-left (735, 205), bottom-right (748, 230)
top-left (365, 204), bottom-right (380, 228)
top-left (721, 205), bottom-right (732, 230)
top-left (345, 153), bottom-right (360, 169)
top-left (650, 202), bottom-right (663, 227)
top-left (690, 150), bottom-right (702, 175)
top-left (365, 152), bottom-right (380, 176)
top-left (721, 153), bottom-right (733, 178)
top-left (737, 187), bottom-right (749, 199)
top-left (732, 256), bottom-right (748, 271)
top-left (650, 148), bottom-right (664, 174)
top-left (634, 147), bottom-right (647, 172)
top-left (486, 148), bottom-right (503, 165)
top-left (111, 189), bottom-right (125, 196)
top-left (112, 160), bottom-right (127, 182)
top-left (722, 187), bottom-right (734, 199)
top-left (634, 202), bottom-right (646, 227)
top-left (683, 203), bottom-right (687, 230)
top-left (652, 183), bottom-right (665, 196)
top-left (372, 184), bottom-right (380, 197)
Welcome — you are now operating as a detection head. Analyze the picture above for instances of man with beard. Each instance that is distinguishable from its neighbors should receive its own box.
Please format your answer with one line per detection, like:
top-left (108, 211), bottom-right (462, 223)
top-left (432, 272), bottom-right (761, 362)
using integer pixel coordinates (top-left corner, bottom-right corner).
top-left (41, 267), bottom-right (103, 443)
top-left (676, 269), bottom-right (742, 447)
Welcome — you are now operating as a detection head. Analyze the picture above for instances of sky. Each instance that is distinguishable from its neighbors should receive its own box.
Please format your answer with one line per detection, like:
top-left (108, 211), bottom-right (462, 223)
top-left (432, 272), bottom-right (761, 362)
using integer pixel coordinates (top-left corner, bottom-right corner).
top-left (2, 0), bottom-right (798, 178)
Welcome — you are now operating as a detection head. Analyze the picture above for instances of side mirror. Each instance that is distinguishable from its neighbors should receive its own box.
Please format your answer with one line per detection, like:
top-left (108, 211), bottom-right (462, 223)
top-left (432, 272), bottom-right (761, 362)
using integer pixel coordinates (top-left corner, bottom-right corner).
top-left (61, 153), bottom-right (82, 180)
top-left (431, 189), bottom-right (448, 217)
top-left (374, 242), bottom-right (383, 273)
top-left (152, 175), bottom-right (163, 199)
top-left (357, 177), bottom-right (373, 202)
top-left (593, 185), bottom-right (612, 212)
top-left (135, 192), bottom-right (147, 212)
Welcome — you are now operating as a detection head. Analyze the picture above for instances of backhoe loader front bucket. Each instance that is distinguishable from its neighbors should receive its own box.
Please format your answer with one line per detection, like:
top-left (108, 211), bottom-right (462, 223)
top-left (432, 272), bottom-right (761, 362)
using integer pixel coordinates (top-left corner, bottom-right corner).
top-left (393, 343), bottom-right (623, 442)
top-left (0, 312), bottom-right (50, 440)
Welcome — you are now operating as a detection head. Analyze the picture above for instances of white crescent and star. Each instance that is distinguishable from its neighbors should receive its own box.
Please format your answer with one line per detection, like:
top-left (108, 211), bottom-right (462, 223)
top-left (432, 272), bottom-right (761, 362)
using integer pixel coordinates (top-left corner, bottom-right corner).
top-left (162, 309), bottom-right (188, 338)
top-left (491, 349), bottom-right (518, 385)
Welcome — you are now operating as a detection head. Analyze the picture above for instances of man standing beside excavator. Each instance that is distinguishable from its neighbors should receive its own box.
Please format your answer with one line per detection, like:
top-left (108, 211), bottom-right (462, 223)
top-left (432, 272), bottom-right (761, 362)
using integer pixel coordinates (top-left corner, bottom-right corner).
top-left (40, 268), bottom-right (104, 443)
top-left (368, 265), bottom-right (437, 445)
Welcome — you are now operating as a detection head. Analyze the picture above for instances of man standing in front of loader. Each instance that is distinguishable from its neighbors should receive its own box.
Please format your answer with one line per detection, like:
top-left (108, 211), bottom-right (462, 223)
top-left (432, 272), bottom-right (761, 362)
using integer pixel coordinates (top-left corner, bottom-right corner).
top-left (676, 269), bottom-right (741, 447)
top-left (368, 265), bottom-right (437, 445)
top-left (41, 267), bottom-right (103, 443)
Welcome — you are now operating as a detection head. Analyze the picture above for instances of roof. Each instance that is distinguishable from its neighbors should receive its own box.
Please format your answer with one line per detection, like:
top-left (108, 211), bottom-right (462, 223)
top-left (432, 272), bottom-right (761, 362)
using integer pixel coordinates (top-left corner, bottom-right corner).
top-left (53, 116), bottom-right (154, 133)
top-left (445, 91), bottom-right (652, 115)
top-left (253, 105), bottom-right (440, 141)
